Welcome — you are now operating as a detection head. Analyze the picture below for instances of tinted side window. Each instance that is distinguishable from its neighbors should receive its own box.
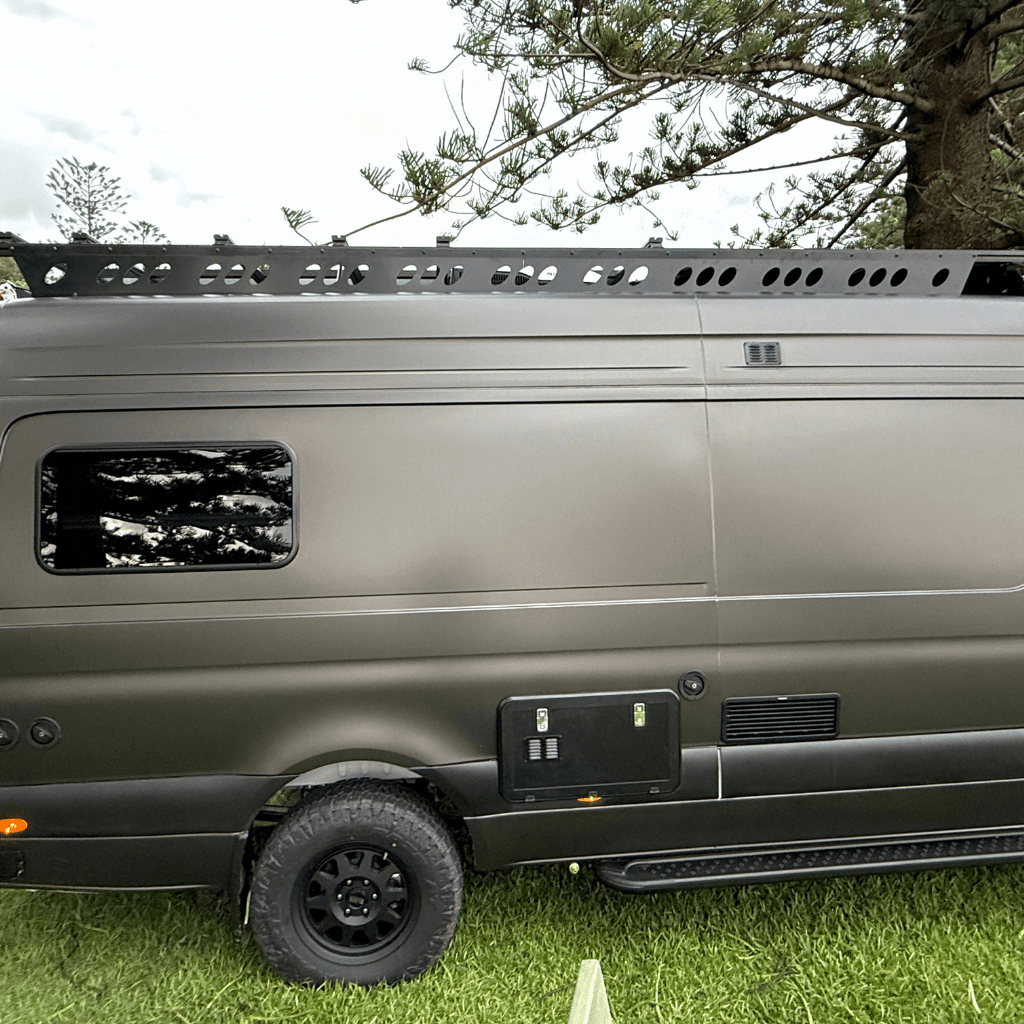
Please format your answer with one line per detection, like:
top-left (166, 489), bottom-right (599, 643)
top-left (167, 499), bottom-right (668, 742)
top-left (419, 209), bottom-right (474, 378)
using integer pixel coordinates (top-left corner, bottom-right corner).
top-left (39, 445), bottom-right (294, 572)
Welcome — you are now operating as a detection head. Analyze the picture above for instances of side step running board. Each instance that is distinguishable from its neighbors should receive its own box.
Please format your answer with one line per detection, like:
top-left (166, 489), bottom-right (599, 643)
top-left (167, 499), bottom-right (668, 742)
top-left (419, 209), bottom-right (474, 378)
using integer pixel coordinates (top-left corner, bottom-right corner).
top-left (594, 830), bottom-right (1024, 892)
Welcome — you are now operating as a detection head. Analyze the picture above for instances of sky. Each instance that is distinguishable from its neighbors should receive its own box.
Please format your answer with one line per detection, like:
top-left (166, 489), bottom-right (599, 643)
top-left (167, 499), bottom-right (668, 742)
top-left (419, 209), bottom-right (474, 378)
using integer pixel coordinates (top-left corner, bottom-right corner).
top-left (1, 0), bottom-right (841, 250)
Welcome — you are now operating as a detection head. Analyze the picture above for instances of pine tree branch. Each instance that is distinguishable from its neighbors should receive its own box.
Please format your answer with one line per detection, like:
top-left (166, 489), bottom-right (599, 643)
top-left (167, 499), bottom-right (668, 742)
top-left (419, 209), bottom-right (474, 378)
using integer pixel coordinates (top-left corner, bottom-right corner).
top-left (826, 157), bottom-right (908, 247)
top-left (576, 108), bottom-right (832, 209)
top-left (568, 15), bottom-right (925, 131)
top-left (694, 77), bottom-right (916, 140)
top-left (990, 132), bottom-right (1024, 160)
top-left (350, 78), bottom-right (875, 237)
top-left (977, 73), bottom-right (1024, 98)
top-left (749, 140), bottom-right (901, 247)
top-left (947, 188), bottom-right (1024, 240)
top-left (352, 82), bottom-right (655, 236)
top-left (532, 98), bottom-right (899, 233)
top-left (742, 60), bottom-right (933, 111)
top-left (984, 15), bottom-right (1024, 41)
top-left (688, 143), bottom-right (894, 178)
top-left (964, 0), bottom-right (1024, 45)
top-left (348, 80), bottom-right (666, 236)
top-left (704, 0), bottom-right (783, 55)
top-left (988, 94), bottom-right (1016, 133)
top-left (568, 18), bottom-right (930, 116)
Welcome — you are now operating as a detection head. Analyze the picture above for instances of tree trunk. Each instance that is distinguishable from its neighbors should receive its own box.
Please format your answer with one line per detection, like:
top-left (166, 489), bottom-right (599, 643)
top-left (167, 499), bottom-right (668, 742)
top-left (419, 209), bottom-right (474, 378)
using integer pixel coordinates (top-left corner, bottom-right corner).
top-left (902, 0), bottom-right (1021, 249)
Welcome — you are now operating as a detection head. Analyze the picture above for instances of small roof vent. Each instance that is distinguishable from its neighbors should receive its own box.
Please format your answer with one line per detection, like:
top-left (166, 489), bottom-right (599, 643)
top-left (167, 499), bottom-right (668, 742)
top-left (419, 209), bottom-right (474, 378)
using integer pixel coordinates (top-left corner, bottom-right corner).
top-left (744, 341), bottom-right (781, 366)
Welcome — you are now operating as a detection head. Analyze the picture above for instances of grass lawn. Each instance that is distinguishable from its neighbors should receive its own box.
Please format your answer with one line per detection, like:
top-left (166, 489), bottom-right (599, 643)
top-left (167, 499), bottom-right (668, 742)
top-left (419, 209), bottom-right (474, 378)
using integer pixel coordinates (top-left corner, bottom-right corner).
top-left (2, 860), bottom-right (1024, 1024)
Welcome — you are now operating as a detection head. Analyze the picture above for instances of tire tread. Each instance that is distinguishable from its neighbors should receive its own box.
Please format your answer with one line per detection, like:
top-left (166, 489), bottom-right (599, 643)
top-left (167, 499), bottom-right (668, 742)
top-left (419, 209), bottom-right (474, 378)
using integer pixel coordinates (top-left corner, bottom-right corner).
top-left (250, 780), bottom-right (462, 986)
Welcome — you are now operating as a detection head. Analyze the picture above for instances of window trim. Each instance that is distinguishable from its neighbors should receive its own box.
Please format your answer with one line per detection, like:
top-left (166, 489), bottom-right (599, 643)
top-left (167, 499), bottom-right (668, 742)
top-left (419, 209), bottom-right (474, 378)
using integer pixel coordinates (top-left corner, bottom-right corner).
top-left (35, 439), bottom-right (299, 575)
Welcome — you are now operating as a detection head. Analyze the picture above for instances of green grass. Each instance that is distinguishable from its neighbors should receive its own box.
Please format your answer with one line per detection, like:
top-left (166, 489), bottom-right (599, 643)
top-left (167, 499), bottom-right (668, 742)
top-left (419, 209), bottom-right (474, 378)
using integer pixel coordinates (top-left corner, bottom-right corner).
top-left (2, 862), bottom-right (1024, 1024)
top-left (0, 256), bottom-right (27, 289)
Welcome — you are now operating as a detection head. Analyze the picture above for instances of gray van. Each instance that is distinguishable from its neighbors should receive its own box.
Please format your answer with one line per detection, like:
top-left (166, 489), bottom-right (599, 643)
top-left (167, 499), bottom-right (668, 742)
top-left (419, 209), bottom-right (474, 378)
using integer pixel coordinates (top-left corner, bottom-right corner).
top-left (2, 233), bottom-right (1023, 987)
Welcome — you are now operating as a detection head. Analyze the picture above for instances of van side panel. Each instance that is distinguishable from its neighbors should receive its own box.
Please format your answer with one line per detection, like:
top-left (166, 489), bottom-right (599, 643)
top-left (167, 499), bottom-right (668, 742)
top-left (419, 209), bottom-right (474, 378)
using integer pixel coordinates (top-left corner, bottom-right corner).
top-left (6, 289), bottom-right (1024, 885)
top-left (1, 403), bottom-right (712, 607)
top-left (0, 403), bottom-right (716, 791)
top-left (708, 399), bottom-right (1024, 730)
top-left (704, 398), bottom-right (1024, 831)
top-left (710, 399), bottom-right (1024, 598)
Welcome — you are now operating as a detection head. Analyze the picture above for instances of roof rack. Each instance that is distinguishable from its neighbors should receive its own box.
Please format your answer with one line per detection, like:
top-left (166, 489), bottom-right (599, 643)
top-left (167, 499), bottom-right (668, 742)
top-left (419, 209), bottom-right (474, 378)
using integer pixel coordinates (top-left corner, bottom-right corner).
top-left (3, 233), bottom-right (1022, 298)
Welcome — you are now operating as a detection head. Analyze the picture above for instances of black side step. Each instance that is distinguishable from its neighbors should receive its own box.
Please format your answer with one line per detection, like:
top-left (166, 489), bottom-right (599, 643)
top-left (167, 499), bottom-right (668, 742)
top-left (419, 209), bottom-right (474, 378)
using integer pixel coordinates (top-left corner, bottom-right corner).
top-left (594, 830), bottom-right (1024, 892)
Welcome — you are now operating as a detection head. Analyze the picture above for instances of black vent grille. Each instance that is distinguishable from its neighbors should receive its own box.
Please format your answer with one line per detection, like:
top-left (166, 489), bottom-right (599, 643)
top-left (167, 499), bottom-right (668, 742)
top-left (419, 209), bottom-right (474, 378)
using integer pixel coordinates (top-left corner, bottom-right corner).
top-left (525, 736), bottom-right (560, 761)
top-left (721, 694), bottom-right (839, 744)
top-left (744, 341), bottom-right (781, 365)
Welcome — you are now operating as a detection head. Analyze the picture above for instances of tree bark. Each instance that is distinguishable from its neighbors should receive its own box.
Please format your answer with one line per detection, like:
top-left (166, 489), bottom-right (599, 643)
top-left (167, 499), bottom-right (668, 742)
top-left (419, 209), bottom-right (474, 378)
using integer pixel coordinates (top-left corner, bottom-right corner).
top-left (902, 0), bottom-right (1022, 248)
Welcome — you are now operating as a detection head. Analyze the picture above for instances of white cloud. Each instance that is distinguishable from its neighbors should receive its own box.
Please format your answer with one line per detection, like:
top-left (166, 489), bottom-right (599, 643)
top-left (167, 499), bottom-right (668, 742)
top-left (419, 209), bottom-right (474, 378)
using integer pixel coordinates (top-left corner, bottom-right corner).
top-left (0, 137), bottom-right (57, 235)
top-left (121, 109), bottom-right (143, 139)
top-left (147, 161), bottom-right (220, 207)
top-left (25, 110), bottom-right (112, 149)
top-left (147, 160), bottom-right (178, 186)
top-left (0, 0), bottom-right (89, 24)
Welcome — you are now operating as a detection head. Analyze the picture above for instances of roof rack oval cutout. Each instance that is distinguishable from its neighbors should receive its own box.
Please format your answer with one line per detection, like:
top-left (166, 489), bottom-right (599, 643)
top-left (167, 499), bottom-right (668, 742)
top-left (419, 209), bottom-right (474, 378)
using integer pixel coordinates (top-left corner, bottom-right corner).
top-left (784, 267), bottom-right (802, 288)
top-left (396, 265), bottom-right (417, 286)
top-left (150, 262), bottom-right (172, 286)
top-left (514, 266), bottom-right (534, 287)
top-left (348, 264), bottom-right (369, 286)
top-left (491, 265), bottom-right (510, 286)
top-left (538, 265), bottom-right (557, 285)
top-left (869, 268), bottom-right (887, 287)
top-left (805, 267), bottom-right (823, 287)
top-left (444, 265), bottom-right (464, 286)
top-left (299, 264), bottom-right (321, 287)
top-left (762, 267), bottom-right (780, 287)
top-left (607, 266), bottom-right (625, 286)
top-left (199, 263), bottom-right (221, 286)
top-left (629, 266), bottom-right (649, 286)
top-left (122, 263), bottom-right (145, 286)
top-left (696, 267), bottom-right (715, 287)
top-left (891, 268), bottom-right (907, 287)
top-left (323, 264), bottom-right (342, 286)
top-left (44, 264), bottom-right (67, 286)
top-left (717, 266), bottom-right (736, 287)
top-left (224, 264), bottom-right (244, 286)
top-left (98, 263), bottom-right (119, 285)
top-left (583, 266), bottom-right (602, 285)
top-left (249, 263), bottom-right (270, 286)
top-left (932, 268), bottom-right (950, 287)
top-left (421, 265), bottom-right (439, 283)
top-left (674, 267), bottom-right (693, 287)
top-left (848, 268), bottom-right (866, 287)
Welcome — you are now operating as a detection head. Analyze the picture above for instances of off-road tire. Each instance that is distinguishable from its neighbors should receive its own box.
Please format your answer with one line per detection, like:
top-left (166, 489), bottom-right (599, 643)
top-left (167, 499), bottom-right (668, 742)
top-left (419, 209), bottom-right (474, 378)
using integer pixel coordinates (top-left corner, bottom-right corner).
top-left (249, 779), bottom-right (463, 986)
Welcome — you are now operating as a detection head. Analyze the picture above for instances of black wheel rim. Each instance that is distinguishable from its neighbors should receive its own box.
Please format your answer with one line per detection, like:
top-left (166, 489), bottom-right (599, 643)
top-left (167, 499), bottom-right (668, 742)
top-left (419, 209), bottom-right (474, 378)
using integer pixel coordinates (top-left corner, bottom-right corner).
top-left (297, 845), bottom-right (414, 955)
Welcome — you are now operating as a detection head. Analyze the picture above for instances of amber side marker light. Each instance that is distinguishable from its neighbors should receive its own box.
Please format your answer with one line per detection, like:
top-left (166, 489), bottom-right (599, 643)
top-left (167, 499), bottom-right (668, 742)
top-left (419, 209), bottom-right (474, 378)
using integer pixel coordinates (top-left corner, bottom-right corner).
top-left (577, 793), bottom-right (602, 803)
top-left (0, 819), bottom-right (27, 835)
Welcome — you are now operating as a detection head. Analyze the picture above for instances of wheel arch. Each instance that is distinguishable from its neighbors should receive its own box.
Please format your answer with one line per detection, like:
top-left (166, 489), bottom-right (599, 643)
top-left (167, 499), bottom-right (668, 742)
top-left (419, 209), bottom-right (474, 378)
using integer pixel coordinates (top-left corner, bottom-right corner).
top-left (284, 759), bottom-right (421, 788)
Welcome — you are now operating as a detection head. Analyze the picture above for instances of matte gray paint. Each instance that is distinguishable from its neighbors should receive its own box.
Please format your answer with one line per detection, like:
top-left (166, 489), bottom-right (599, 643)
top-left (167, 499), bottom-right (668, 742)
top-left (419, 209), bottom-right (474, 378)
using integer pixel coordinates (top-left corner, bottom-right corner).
top-left (721, 729), bottom-right (1024, 797)
top-left (2, 287), bottom-right (1024, 887)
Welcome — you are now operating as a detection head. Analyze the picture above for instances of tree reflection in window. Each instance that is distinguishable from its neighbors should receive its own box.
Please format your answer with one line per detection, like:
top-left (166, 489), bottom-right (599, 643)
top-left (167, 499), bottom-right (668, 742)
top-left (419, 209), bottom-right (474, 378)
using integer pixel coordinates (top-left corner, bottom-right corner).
top-left (39, 446), bottom-right (293, 571)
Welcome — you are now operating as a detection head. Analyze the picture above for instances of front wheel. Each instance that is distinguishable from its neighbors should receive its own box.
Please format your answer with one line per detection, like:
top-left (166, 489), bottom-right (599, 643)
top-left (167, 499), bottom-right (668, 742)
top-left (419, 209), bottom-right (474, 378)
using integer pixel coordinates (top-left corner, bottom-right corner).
top-left (249, 780), bottom-right (463, 986)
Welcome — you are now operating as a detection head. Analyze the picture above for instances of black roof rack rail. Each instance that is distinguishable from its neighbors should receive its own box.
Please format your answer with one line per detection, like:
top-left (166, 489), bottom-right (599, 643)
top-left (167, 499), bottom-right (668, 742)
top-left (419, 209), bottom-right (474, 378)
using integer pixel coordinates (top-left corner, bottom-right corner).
top-left (2, 235), bottom-right (1021, 298)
